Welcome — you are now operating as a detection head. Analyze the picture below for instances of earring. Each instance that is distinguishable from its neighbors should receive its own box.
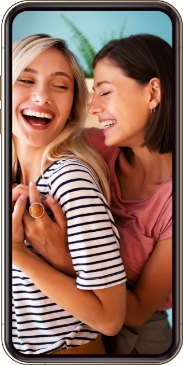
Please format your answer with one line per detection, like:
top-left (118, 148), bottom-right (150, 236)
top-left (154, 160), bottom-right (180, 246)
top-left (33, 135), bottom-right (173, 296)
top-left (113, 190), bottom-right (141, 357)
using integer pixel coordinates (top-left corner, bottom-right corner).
top-left (150, 108), bottom-right (156, 113)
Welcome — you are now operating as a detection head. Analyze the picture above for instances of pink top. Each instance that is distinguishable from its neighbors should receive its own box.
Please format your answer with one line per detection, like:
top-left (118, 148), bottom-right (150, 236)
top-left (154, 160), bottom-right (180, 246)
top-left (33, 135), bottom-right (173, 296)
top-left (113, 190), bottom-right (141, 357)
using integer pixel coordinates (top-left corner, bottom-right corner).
top-left (85, 128), bottom-right (172, 310)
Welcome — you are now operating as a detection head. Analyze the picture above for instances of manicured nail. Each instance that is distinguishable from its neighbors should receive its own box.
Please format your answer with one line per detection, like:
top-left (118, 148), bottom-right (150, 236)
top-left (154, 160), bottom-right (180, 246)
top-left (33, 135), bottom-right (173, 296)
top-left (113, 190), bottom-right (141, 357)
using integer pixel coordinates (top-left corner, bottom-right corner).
top-left (48, 196), bottom-right (55, 203)
top-left (29, 181), bottom-right (35, 187)
top-left (20, 195), bottom-right (27, 202)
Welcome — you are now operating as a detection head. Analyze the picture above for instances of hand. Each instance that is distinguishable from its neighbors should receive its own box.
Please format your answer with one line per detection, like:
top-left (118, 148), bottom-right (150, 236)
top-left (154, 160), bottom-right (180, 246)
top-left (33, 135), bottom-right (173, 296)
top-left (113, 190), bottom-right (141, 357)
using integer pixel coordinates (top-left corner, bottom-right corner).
top-left (12, 194), bottom-right (27, 254)
top-left (22, 182), bottom-right (75, 276)
top-left (12, 183), bottom-right (49, 212)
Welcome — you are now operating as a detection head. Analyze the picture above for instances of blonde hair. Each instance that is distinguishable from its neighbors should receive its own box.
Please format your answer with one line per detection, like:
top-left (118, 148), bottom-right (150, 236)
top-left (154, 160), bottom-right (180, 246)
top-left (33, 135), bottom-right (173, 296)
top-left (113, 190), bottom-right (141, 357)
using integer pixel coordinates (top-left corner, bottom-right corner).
top-left (12, 34), bottom-right (110, 203)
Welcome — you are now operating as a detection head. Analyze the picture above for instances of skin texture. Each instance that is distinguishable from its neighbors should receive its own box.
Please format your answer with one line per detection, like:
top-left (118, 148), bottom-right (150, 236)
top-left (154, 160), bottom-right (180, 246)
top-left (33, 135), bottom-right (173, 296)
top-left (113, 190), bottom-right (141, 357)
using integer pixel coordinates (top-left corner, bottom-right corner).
top-left (12, 48), bottom-right (126, 336)
top-left (13, 48), bottom-right (74, 185)
top-left (89, 58), bottom-right (160, 149)
top-left (17, 58), bottom-right (173, 329)
top-left (13, 48), bottom-right (74, 149)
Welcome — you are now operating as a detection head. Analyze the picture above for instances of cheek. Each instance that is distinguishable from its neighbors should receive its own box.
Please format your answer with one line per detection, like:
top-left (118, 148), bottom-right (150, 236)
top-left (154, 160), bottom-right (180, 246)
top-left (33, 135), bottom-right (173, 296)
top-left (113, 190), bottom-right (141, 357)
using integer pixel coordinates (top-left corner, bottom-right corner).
top-left (122, 93), bottom-right (148, 121)
top-left (57, 93), bottom-right (74, 117)
top-left (12, 86), bottom-right (27, 117)
top-left (12, 89), bottom-right (19, 114)
top-left (12, 93), bottom-right (19, 127)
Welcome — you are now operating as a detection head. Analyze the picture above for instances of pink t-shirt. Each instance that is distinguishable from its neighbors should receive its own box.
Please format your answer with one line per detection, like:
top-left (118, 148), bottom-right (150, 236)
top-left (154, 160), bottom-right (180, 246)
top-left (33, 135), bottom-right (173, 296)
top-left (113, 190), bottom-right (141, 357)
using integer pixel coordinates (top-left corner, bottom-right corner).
top-left (84, 128), bottom-right (172, 311)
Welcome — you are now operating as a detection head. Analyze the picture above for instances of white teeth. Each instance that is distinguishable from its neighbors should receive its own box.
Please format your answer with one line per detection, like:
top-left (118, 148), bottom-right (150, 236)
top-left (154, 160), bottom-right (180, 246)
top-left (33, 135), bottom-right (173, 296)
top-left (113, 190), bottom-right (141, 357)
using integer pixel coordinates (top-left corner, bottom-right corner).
top-left (32, 124), bottom-right (43, 126)
top-left (22, 109), bottom-right (53, 119)
top-left (101, 120), bottom-right (116, 129)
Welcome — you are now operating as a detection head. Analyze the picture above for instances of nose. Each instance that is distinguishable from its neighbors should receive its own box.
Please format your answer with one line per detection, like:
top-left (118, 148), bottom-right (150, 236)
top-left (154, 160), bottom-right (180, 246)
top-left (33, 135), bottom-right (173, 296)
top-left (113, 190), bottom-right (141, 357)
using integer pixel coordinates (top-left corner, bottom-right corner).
top-left (31, 84), bottom-right (52, 105)
top-left (88, 94), bottom-right (104, 115)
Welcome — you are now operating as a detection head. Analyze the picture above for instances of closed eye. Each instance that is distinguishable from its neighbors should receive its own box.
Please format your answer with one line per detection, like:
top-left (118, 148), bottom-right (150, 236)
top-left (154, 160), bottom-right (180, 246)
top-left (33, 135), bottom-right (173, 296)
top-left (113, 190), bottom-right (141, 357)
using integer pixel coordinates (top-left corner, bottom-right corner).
top-left (54, 85), bottom-right (68, 90)
top-left (101, 92), bottom-right (111, 96)
top-left (17, 79), bottom-right (34, 84)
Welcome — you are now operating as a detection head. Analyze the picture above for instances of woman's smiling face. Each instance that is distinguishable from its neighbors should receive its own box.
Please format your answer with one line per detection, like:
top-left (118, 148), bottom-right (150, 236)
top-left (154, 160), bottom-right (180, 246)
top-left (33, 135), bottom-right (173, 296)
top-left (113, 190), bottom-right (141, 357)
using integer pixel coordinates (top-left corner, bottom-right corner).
top-left (89, 58), bottom-right (152, 149)
top-left (13, 47), bottom-right (74, 148)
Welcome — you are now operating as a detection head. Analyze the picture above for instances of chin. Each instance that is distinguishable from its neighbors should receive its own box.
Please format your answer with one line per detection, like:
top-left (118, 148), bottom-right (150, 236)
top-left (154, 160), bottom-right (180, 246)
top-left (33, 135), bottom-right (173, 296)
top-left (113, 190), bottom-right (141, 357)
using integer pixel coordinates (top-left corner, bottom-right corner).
top-left (104, 135), bottom-right (120, 148)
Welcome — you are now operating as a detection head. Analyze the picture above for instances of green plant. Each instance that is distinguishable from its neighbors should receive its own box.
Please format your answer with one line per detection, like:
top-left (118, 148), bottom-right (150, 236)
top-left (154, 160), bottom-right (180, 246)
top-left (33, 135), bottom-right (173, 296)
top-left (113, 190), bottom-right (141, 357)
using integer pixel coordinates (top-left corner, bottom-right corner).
top-left (100, 19), bottom-right (127, 47)
top-left (61, 14), bottom-right (126, 77)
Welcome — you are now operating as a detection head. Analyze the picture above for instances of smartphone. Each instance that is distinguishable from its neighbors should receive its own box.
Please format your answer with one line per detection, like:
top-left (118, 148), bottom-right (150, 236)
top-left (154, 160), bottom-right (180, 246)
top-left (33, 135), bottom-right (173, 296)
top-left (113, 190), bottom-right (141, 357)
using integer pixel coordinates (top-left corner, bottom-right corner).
top-left (1, 1), bottom-right (182, 364)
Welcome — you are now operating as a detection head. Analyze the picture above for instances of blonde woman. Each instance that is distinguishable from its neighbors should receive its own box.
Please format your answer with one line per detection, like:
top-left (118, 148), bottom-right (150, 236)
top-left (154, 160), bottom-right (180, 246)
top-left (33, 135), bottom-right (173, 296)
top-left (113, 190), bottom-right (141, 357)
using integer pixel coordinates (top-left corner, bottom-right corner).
top-left (12, 34), bottom-right (126, 355)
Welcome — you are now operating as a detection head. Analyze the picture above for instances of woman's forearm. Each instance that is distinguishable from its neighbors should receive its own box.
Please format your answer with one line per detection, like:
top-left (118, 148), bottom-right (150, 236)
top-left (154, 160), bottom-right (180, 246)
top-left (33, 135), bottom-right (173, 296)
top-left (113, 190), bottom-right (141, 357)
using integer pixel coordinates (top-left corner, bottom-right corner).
top-left (13, 247), bottom-right (125, 336)
top-left (48, 247), bottom-right (77, 278)
top-left (124, 289), bottom-right (143, 327)
top-left (124, 238), bottom-right (172, 328)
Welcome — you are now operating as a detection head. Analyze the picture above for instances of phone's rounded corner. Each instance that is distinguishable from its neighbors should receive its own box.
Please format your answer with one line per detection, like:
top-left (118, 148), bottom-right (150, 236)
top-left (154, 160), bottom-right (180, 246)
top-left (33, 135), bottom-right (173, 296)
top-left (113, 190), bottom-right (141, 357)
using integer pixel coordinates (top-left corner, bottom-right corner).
top-left (1, 1), bottom-right (27, 49)
top-left (165, 334), bottom-right (183, 363)
top-left (157, 1), bottom-right (182, 46)
top-left (1, 334), bottom-right (24, 365)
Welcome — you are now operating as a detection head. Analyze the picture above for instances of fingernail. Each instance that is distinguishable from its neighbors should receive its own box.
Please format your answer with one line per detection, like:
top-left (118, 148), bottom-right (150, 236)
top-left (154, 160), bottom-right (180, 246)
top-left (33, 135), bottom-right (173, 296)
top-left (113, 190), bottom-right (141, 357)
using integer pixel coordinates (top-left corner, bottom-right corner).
top-left (29, 181), bottom-right (36, 187)
top-left (48, 196), bottom-right (55, 203)
top-left (20, 195), bottom-right (27, 202)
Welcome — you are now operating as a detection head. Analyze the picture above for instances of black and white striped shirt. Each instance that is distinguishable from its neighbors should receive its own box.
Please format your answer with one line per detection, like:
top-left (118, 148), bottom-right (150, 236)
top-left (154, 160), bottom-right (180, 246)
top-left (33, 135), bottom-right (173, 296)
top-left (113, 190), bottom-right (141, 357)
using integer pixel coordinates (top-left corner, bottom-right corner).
top-left (12, 158), bottom-right (126, 354)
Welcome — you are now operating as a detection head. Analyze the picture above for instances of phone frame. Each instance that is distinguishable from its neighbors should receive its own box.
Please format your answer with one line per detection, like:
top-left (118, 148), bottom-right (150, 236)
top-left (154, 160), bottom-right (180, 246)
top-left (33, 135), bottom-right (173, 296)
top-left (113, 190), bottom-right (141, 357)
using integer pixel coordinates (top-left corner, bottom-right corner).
top-left (1, 1), bottom-right (182, 364)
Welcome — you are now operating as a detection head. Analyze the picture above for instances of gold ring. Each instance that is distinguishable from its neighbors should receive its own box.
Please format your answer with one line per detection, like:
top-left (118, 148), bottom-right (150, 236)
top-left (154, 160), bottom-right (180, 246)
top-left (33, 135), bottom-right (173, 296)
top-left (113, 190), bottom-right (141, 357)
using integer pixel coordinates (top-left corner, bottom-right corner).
top-left (29, 202), bottom-right (45, 218)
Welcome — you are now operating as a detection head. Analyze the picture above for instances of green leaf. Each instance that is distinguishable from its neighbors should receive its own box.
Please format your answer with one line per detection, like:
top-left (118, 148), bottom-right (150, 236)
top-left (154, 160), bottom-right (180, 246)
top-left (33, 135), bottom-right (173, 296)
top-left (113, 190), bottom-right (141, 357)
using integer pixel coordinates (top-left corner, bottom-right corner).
top-left (60, 14), bottom-right (126, 77)
top-left (61, 14), bottom-right (96, 72)
top-left (119, 19), bottom-right (127, 39)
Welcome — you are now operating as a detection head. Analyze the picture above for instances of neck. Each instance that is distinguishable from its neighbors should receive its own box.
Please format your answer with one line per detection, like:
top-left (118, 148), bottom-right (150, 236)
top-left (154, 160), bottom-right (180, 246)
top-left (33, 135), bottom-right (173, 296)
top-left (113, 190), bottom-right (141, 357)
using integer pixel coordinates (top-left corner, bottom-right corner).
top-left (119, 145), bottom-right (172, 184)
top-left (13, 136), bottom-right (48, 185)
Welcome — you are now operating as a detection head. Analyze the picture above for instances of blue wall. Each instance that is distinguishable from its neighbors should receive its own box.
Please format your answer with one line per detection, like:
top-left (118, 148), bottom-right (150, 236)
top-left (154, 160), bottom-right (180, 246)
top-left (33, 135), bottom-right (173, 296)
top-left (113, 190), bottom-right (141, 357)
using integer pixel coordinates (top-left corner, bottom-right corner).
top-left (13, 10), bottom-right (172, 71)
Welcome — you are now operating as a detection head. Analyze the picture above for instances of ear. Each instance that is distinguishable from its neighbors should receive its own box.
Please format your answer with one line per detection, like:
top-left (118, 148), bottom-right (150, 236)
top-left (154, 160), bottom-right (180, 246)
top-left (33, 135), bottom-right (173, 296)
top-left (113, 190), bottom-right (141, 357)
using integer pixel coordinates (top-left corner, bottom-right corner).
top-left (149, 78), bottom-right (161, 111)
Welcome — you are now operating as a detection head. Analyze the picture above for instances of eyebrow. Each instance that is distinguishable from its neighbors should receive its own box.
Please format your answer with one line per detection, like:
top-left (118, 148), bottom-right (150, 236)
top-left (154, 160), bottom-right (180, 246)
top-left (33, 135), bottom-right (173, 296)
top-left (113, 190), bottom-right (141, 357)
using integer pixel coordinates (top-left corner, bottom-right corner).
top-left (92, 81), bottom-right (112, 90)
top-left (23, 68), bottom-right (72, 80)
top-left (24, 68), bottom-right (37, 74)
top-left (51, 71), bottom-right (72, 80)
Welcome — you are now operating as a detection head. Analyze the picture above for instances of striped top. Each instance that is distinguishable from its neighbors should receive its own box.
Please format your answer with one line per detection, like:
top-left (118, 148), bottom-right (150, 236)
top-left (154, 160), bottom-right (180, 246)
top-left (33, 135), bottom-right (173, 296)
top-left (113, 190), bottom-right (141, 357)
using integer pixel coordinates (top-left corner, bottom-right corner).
top-left (12, 157), bottom-right (126, 354)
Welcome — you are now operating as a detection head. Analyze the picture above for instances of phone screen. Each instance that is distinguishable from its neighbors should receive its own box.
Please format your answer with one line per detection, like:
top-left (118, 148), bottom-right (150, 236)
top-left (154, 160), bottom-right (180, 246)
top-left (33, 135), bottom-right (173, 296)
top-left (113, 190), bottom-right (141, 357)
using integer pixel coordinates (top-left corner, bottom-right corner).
top-left (1, 1), bottom-right (182, 364)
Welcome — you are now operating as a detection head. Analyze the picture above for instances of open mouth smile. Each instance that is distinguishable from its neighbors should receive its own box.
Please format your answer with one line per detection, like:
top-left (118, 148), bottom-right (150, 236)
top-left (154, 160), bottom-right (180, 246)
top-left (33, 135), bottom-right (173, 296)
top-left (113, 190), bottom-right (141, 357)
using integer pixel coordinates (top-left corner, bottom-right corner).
top-left (100, 120), bottom-right (117, 131)
top-left (21, 108), bottom-right (55, 130)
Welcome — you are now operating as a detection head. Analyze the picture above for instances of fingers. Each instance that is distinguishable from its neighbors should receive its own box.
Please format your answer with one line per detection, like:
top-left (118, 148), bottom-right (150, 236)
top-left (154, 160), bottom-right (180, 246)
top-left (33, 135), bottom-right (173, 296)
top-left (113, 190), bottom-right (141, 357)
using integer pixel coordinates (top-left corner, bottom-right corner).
top-left (47, 196), bottom-right (67, 229)
top-left (29, 181), bottom-right (41, 205)
top-left (12, 195), bottom-right (28, 252)
top-left (12, 183), bottom-right (47, 206)
top-left (27, 182), bottom-right (50, 222)
top-left (39, 196), bottom-right (50, 212)
top-left (12, 184), bottom-right (29, 204)
top-left (13, 195), bottom-right (27, 225)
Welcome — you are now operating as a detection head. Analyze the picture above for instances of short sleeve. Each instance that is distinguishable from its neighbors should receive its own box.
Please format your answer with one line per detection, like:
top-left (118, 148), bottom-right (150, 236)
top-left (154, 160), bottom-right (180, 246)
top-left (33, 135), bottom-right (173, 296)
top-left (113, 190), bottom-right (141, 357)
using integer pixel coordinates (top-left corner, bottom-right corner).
top-left (156, 195), bottom-right (172, 242)
top-left (49, 158), bottom-right (126, 290)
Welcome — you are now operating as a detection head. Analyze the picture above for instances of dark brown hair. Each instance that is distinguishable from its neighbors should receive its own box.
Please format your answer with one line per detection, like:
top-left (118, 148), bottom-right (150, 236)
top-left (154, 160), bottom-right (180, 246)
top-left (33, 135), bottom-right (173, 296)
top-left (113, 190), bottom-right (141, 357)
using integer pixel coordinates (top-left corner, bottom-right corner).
top-left (93, 34), bottom-right (172, 154)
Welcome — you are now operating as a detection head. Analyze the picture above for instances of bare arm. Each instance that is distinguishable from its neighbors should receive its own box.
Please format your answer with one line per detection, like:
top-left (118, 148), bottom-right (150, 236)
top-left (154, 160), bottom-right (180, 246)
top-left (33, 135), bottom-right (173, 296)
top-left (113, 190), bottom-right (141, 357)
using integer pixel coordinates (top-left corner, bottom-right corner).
top-left (125, 237), bottom-right (172, 327)
top-left (12, 190), bottom-right (126, 336)
top-left (13, 245), bottom-right (126, 336)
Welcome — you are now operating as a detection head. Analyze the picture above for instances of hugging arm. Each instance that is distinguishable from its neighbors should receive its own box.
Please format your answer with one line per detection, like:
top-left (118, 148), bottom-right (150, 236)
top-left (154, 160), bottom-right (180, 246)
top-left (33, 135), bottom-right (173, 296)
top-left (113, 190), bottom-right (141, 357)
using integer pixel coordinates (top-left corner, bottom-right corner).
top-left (12, 182), bottom-right (126, 336)
top-left (124, 236), bottom-right (172, 327)
top-left (21, 192), bottom-right (171, 328)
